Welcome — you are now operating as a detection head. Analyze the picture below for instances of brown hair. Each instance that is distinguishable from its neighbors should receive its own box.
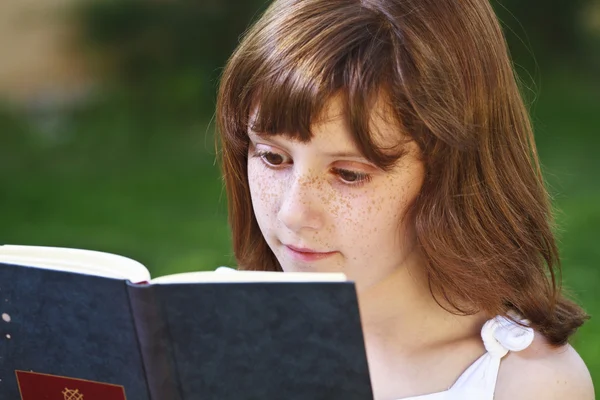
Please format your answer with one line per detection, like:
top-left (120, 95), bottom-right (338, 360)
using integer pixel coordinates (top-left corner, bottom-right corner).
top-left (216, 0), bottom-right (588, 345)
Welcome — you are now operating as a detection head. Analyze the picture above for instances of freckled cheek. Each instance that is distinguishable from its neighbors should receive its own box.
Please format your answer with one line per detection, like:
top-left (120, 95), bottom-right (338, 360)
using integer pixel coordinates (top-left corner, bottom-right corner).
top-left (248, 163), bottom-right (285, 216)
top-left (342, 192), bottom-right (407, 238)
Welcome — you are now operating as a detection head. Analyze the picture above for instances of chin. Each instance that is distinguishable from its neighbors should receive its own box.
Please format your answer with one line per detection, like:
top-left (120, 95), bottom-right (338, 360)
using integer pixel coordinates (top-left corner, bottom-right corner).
top-left (280, 263), bottom-right (316, 273)
top-left (280, 262), bottom-right (336, 273)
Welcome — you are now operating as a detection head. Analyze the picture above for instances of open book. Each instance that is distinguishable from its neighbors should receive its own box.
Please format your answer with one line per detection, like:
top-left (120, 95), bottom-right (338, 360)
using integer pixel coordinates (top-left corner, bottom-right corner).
top-left (0, 244), bottom-right (373, 400)
top-left (0, 244), bottom-right (347, 284)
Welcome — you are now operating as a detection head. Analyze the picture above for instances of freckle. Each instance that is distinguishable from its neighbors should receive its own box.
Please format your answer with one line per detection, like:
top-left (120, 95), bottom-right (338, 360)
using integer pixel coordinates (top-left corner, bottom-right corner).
top-left (2, 313), bottom-right (10, 323)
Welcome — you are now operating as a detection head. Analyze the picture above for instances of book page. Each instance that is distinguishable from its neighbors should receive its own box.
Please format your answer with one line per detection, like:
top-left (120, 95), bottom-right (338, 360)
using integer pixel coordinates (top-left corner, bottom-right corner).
top-left (0, 245), bottom-right (151, 282)
top-left (0, 245), bottom-right (348, 284)
top-left (150, 267), bottom-right (347, 284)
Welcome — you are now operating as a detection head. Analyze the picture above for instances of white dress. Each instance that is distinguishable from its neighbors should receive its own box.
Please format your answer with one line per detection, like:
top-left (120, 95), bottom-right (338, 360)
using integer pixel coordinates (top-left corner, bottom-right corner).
top-left (398, 315), bottom-right (535, 400)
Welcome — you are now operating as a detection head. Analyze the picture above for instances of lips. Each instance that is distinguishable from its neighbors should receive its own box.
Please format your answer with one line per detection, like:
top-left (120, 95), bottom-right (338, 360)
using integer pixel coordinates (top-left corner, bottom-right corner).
top-left (285, 244), bottom-right (327, 253)
top-left (283, 244), bottom-right (337, 262)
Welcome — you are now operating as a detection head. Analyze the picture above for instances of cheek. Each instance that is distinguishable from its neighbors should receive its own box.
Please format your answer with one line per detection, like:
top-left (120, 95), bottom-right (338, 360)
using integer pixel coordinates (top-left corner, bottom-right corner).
top-left (367, 179), bottom-right (419, 250)
top-left (343, 196), bottom-right (396, 235)
top-left (247, 161), bottom-right (282, 219)
top-left (336, 182), bottom-right (413, 245)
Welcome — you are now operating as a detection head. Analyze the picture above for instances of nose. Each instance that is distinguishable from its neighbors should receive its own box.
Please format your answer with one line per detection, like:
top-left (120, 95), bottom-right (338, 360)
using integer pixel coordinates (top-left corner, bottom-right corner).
top-left (277, 173), bottom-right (324, 232)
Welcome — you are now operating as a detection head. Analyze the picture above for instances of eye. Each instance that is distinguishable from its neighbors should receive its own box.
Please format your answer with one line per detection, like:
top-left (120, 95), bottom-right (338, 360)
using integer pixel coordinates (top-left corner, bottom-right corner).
top-left (332, 168), bottom-right (372, 185)
top-left (254, 150), bottom-right (288, 167)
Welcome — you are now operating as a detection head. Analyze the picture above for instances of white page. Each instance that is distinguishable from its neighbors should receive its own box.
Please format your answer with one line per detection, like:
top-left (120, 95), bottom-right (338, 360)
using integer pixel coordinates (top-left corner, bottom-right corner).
top-left (150, 267), bottom-right (347, 284)
top-left (0, 245), bottom-right (348, 284)
top-left (0, 245), bottom-right (151, 282)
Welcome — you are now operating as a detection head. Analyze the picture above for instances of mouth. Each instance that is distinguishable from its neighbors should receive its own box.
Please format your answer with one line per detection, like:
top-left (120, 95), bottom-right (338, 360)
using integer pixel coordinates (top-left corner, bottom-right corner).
top-left (283, 244), bottom-right (337, 262)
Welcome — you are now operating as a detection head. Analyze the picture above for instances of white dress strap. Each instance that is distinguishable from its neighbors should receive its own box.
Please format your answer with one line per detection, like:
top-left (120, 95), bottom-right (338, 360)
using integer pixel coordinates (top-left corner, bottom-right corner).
top-left (451, 314), bottom-right (534, 399)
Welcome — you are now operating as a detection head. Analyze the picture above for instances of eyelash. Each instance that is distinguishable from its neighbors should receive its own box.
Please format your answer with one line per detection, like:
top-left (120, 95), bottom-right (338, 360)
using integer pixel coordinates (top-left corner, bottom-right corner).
top-left (252, 150), bottom-right (372, 187)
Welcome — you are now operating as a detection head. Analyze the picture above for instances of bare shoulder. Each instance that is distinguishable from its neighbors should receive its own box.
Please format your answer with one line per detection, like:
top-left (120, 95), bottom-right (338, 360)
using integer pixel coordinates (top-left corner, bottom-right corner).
top-left (495, 333), bottom-right (595, 400)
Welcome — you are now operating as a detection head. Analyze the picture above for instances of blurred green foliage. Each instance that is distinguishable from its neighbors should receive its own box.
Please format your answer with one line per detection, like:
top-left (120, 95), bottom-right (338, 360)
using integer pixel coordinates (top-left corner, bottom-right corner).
top-left (73, 0), bottom-right (268, 116)
top-left (0, 94), bottom-right (232, 277)
top-left (492, 0), bottom-right (596, 66)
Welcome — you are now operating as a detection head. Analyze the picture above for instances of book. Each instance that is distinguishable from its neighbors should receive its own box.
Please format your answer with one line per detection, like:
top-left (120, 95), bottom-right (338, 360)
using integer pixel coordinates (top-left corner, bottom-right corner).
top-left (0, 245), bottom-right (373, 400)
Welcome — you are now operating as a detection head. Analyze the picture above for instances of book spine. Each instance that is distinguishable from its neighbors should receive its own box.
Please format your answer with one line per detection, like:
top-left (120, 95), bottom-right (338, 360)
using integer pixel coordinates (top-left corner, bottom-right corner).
top-left (126, 282), bottom-right (183, 400)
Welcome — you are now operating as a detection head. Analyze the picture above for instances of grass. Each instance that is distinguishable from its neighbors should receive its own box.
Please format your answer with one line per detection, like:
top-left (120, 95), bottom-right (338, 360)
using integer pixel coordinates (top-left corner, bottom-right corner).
top-left (0, 69), bottom-right (598, 383)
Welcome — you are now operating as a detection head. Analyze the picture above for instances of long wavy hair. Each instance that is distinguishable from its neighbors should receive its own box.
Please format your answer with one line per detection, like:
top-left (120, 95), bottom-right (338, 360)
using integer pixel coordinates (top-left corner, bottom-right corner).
top-left (216, 0), bottom-right (587, 345)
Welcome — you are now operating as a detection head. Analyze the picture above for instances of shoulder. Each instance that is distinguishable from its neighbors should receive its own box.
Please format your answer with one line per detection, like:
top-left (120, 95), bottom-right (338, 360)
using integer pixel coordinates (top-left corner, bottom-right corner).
top-left (495, 333), bottom-right (594, 400)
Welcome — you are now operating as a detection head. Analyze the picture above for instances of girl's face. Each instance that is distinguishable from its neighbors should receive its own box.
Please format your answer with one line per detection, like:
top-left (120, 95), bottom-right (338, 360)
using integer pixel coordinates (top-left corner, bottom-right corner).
top-left (247, 96), bottom-right (425, 290)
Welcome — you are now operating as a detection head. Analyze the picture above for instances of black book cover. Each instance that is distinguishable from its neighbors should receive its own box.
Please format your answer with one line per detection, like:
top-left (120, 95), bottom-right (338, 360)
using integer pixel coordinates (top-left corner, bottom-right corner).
top-left (0, 261), bottom-right (373, 399)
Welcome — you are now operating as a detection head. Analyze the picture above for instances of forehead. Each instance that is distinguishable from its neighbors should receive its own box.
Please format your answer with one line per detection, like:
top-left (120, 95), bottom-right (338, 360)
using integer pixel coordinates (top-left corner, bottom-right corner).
top-left (315, 94), bottom-right (410, 152)
top-left (251, 93), bottom-right (409, 150)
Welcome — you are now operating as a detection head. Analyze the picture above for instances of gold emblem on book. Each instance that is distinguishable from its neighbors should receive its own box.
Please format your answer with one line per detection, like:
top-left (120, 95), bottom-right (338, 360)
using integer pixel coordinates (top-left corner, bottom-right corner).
top-left (62, 388), bottom-right (84, 400)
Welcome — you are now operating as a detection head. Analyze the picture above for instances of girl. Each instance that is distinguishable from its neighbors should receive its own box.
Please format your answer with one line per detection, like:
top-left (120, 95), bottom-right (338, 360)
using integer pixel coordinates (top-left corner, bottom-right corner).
top-left (216, 0), bottom-right (594, 398)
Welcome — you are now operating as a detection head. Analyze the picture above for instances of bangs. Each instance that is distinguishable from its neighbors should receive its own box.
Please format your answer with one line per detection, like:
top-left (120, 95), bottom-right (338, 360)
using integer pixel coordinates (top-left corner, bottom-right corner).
top-left (221, 0), bottom-right (411, 170)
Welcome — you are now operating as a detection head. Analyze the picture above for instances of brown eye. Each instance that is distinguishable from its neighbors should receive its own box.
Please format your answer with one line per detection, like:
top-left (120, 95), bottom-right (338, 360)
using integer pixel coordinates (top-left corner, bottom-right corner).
top-left (338, 170), bottom-right (359, 182)
top-left (260, 152), bottom-right (285, 166)
top-left (332, 168), bottom-right (371, 185)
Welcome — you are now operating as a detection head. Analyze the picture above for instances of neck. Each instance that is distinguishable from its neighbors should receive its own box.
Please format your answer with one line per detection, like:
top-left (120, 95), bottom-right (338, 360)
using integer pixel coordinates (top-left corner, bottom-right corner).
top-left (355, 251), bottom-right (484, 353)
